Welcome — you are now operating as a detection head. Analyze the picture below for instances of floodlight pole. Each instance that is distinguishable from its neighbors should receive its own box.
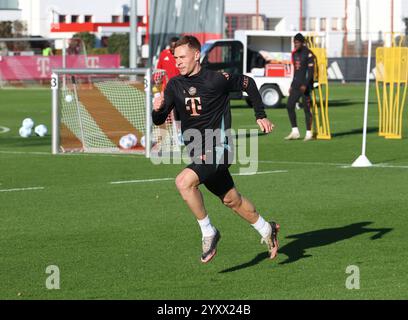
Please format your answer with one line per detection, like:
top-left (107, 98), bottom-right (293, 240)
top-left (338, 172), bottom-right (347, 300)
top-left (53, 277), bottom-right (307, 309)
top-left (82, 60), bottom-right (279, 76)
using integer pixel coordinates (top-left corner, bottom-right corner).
top-left (352, 36), bottom-right (373, 167)
top-left (130, 0), bottom-right (138, 69)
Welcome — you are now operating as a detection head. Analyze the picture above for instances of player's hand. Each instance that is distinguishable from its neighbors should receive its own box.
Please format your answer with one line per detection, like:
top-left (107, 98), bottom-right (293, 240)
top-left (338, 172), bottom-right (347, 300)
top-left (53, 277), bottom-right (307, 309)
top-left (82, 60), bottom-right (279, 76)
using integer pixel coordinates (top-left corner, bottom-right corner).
top-left (257, 118), bottom-right (274, 133)
top-left (300, 85), bottom-right (307, 93)
top-left (153, 93), bottom-right (164, 111)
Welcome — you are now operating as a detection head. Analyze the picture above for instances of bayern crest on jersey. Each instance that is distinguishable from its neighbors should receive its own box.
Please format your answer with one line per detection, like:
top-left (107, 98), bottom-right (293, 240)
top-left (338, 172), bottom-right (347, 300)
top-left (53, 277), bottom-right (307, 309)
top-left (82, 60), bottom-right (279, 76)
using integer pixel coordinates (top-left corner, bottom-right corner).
top-left (188, 86), bottom-right (197, 96)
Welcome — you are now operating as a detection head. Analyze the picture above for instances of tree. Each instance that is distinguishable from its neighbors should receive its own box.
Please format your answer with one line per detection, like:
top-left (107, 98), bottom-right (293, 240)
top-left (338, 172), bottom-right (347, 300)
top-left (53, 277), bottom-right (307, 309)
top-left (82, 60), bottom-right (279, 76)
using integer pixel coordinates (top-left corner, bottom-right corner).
top-left (0, 21), bottom-right (13, 38)
top-left (0, 20), bottom-right (29, 51)
top-left (72, 32), bottom-right (96, 52)
top-left (107, 33), bottom-right (129, 67)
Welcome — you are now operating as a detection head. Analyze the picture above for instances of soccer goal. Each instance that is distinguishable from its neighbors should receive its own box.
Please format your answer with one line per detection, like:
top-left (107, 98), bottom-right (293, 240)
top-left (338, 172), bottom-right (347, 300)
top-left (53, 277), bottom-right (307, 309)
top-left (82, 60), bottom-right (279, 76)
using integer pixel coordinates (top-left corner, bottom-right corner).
top-left (51, 68), bottom-right (180, 157)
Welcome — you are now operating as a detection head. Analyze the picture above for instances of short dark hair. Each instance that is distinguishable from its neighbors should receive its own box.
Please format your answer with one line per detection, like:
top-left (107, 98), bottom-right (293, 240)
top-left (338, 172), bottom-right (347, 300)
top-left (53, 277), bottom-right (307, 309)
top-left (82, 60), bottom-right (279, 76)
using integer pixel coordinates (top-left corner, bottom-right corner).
top-left (169, 37), bottom-right (179, 45)
top-left (175, 35), bottom-right (201, 52)
top-left (294, 33), bottom-right (305, 43)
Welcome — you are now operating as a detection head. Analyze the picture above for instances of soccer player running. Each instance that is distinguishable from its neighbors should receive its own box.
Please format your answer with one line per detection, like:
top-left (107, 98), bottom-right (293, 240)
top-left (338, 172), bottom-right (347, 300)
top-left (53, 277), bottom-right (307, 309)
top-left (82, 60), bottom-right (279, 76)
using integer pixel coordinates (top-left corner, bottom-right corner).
top-left (152, 35), bottom-right (280, 263)
top-left (285, 33), bottom-right (316, 141)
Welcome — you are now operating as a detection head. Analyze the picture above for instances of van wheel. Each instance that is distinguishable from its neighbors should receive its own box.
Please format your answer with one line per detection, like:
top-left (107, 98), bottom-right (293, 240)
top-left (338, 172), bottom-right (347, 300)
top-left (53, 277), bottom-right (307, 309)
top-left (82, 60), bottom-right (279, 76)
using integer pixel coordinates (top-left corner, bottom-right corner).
top-left (260, 85), bottom-right (282, 108)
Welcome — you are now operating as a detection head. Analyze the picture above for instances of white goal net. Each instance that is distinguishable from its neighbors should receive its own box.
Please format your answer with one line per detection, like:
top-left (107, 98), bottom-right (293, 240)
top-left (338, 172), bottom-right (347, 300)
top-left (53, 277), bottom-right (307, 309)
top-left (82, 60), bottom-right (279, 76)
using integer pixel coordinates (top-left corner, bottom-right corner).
top-left (51, 68), bottom-right (180, 157)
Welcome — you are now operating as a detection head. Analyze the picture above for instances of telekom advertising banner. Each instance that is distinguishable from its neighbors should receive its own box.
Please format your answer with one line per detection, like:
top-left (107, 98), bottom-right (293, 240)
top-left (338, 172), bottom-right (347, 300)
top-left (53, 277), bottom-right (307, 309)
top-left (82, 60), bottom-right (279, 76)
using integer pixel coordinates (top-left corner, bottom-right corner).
top-left (0, 54), bottom-right (120, 81)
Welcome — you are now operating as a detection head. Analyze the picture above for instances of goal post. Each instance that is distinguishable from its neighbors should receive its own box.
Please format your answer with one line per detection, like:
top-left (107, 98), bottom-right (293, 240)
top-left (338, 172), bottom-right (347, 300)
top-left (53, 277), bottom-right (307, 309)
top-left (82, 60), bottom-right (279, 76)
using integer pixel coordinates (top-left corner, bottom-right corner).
top-left (51, 68), bottom-right (181, 157)
top-left (51, 68), bottom-right (151, 155)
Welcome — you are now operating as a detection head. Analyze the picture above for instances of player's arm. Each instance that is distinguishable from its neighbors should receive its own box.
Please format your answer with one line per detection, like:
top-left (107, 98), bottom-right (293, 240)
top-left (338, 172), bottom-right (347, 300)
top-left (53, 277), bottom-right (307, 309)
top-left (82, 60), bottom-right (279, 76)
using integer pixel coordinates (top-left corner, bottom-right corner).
top-left (224, 73), bottom-right (274, 133)
top-left (152, 81), bottom-right (175, 125)
top-left (303, 51), bottom-right (315, 88)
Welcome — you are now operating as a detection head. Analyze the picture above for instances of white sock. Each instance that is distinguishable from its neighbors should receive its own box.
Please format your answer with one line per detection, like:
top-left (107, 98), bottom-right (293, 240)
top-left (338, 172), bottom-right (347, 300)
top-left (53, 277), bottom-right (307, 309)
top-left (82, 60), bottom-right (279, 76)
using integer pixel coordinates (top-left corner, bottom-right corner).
top-left (197, 216), bottom-right (216, 238)
top-left (251, 215), bottom-right (271, 238)
top-left (305, 130), bottom-right (312, 137)
top-left (292, 127), bottom-right (300, 134)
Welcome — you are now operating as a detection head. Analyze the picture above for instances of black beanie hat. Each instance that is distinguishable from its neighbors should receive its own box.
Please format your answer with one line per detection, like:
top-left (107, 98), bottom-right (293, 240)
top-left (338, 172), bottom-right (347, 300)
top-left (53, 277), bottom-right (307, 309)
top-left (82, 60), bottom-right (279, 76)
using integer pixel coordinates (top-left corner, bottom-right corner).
top-left (294, 33), bottom-right (305, 42)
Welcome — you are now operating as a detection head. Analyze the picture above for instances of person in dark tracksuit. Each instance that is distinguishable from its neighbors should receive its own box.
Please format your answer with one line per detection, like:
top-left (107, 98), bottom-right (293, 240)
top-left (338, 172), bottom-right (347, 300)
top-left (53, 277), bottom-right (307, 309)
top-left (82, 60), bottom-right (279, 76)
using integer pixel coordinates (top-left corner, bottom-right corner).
top-left (152, 36), bottom-right (280, 264)
top-left (285, 33), bottom-right (316, 141)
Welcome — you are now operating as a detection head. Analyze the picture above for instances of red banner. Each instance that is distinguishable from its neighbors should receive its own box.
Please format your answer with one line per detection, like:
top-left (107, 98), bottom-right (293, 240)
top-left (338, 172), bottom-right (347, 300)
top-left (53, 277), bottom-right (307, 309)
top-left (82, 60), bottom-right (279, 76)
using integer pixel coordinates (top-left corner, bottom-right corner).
top-left (0, 54), bottom-right (120, 81)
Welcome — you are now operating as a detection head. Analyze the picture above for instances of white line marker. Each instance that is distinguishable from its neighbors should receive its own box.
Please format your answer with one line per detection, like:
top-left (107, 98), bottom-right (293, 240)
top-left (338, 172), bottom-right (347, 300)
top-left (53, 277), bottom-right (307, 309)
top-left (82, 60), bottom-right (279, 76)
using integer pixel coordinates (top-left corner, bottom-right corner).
top-left (110, 178), bottom-right (174, 184)
top-left (231, 170), bottom-right (288, 176)
top-left (1, 150), bottom-right (407, 169)
top-left (110, 170), bottom-right (288, 185)
top-left (259, 160), bottom-right (348, 166)
top-left (0, 187), bottom-right (44, 193)
top-left (0, 126), bottom-right (10, 134)
top-left (342, 163), bottom-right (408, 169)
top-left (0, 150), bottom-right (49, 155)
top-left (0, 150), bottom-right (145, 158)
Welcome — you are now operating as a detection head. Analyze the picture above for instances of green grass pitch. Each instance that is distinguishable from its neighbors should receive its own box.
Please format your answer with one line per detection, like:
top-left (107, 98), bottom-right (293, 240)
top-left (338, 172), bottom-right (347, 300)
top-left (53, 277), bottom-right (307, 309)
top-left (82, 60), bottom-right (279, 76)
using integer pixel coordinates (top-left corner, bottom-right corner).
top-left (0, 84), bottom-right (407, 299)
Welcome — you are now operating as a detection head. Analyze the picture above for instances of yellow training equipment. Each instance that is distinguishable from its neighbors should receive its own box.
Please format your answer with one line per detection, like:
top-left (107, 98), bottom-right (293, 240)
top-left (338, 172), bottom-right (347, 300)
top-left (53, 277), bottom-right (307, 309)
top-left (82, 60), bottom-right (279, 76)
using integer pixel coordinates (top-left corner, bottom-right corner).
top-left (306, 35), bottom-right (331, 140)
top-left (376, 36), bottom-right (408, 139)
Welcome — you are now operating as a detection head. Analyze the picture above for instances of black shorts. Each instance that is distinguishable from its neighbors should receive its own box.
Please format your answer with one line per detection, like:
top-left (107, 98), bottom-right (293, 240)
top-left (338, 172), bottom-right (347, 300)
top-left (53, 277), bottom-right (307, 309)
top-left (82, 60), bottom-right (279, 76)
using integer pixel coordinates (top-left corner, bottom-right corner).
top-left (187, 162), bottom-right (234, 198)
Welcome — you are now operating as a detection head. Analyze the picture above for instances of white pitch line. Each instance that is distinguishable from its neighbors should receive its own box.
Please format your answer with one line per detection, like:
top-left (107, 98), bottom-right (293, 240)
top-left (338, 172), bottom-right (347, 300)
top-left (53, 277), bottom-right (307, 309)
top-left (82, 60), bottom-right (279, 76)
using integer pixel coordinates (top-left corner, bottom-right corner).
top-left (0, 187), bottom-right (44, 193)
top-left (374, 164), bottom-right (408, 169)
top-left (110, 178), bottom-right (174, 184)
top-left (110, 170), bottom-right (288, 185)
top-left (231, 170), bottom-right (288, 176)
top-left (259, 160), bottom-right (348, 166)
top-left (0, 150), bottom-right (145, 158)
top-left (0, 150), bottom-right (50, 155)
top-left (0, 126), bottom-right (10, 134)
top-left (1, 150), bottom-right (408, 169)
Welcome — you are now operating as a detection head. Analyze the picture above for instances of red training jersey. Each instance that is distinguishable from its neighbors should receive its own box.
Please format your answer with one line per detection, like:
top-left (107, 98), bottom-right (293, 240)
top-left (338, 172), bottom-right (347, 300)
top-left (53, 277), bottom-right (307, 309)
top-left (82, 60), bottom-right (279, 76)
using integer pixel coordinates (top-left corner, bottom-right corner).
top-left (156, 49), bottom-right (180, 81)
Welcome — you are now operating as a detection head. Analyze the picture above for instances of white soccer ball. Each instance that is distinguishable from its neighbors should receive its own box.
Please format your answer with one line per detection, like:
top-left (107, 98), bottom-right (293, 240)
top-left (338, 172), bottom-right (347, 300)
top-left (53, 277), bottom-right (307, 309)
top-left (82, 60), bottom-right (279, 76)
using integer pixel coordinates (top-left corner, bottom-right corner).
top-left (119, 135), bottom-right (134, 149)
top-left (19, 126), bottom-right (32, 138)
top-left (34, 124), bottom-right (47, 137)
top-left (65, 95), bottom-right (73, 103)
top-left (126, 133), bottom-right (137, 147)
top-left (22, 118), bottom-right (34, 129)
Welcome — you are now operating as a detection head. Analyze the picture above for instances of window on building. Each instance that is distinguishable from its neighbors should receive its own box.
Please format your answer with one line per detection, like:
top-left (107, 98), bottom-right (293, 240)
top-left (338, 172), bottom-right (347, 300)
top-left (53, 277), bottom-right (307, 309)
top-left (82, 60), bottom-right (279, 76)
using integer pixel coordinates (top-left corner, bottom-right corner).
top-left (225, 14), bottom-right (264, 38)
top-left (265, 18), bottom-right (282, 31)
top-left (331, 18), bottom-right (338, 31)
top-left (84, 15), bottom-right (92, 23)
top-left (71, 15), bottom-right (79, 23)
top-left (301, 17), bottom-right (306, 31)
top-left (320, 18), bottom-right (326, 31)
top-left (112, 15), bottom-right (120, 23)
top-left (124, 15), bottom-right (130, 23)
top-left (59, 15), bottom-right (66, 23)
top-left (309, 18), bottom-right (316, 31)
top-left (341, 18), bottom-right (346, 31)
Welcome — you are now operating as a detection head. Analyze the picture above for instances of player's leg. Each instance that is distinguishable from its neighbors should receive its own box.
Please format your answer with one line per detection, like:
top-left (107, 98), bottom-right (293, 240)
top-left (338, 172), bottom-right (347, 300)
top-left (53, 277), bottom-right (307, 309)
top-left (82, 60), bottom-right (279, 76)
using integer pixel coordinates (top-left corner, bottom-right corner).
top-left (204, 168), bottom-right (279, 259)
top-left (175, 166), bottom-right (220, 263)
top-left (175, 167), bottom-right (207, 220)
top-left (222, 187), bottom-right (280, 259)
top-left (285, 88), bottom-right (302, 140)
top-left (302, 89), bottom-right (313, 141)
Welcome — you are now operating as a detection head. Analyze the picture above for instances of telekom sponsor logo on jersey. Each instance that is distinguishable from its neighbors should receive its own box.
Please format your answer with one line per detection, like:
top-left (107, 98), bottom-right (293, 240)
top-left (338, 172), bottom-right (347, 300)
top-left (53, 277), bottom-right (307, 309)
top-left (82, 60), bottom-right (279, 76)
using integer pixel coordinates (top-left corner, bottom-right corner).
top-left (185, 97), bottom-right (202, 116)
top-left (185, 86), bottom-right (201, 116)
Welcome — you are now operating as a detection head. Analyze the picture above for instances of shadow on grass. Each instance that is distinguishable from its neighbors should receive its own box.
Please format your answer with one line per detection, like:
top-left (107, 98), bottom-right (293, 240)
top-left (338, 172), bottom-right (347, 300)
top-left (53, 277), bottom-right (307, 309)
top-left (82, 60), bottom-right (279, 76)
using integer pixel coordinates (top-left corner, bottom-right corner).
top-left (328, 99), bottom-right (358, 107)
top-left (331, 127), bottom-right (378, 138)
top-left (0, 136), bottom-right (51, 147)
top-left (219, 222), bottom-right (393, 273)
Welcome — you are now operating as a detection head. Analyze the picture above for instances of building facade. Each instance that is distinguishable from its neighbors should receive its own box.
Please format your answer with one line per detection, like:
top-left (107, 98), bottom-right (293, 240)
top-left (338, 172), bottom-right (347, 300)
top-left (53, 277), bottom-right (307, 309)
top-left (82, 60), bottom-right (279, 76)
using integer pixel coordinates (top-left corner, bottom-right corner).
top-left (2, 0), bottom-right (408, 57)
top-left (18, 0), bottom-right (146, 39)
top-left (0, 0), bottom-right (21, 20)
